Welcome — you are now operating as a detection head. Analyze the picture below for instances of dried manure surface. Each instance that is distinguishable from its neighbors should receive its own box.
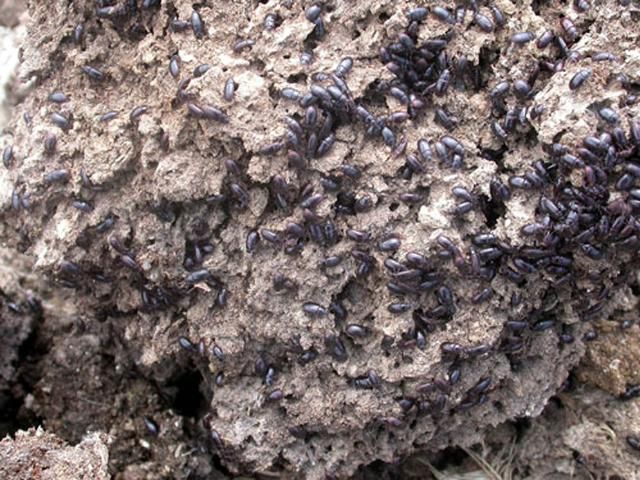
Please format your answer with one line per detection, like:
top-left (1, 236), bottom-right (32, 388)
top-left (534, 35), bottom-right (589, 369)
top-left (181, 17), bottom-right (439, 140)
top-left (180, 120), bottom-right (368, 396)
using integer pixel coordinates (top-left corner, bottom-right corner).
top-left (0, 428), bottom-right (109, 480)
top-left (1, 0), bottom-right (640, 479)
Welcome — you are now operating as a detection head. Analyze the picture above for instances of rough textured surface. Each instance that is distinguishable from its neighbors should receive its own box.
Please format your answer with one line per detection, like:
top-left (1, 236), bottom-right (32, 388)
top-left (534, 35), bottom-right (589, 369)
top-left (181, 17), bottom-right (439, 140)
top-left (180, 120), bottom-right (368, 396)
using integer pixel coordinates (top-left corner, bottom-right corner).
top-left (576, 311), bottom-right (640, 395)
top-left (0, 1), bottom-right (25, 129)
top-left (0, 0), bottom-right (640, 478)
top-left (0, 428), bottom-right (110, 480)
top-left (0, 248), bottom-right (38, 435)
top-left (0, 0), bottom-right (26, 28)
top-left (514, 385), bottom-right (640, 479)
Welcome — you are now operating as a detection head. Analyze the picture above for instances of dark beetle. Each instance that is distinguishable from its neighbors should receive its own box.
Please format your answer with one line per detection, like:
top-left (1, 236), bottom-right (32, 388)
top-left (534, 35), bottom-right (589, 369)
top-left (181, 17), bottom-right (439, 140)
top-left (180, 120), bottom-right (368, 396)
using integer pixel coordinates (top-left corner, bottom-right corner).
top-left (511, 32), bottom-right (534, 44)
top-left (569, 69), bottom-right (591, 90)
top-left (193, 64), bottom-right (211, 77)
top-left (82, 65), bottom-right (105, 81)
top-left (169, 55), bottom-right (180, 78)
top-left (303, 302), bottom-right (327, 317)
top-left (44, 169), bottom-right (70, 184)
top-left (120, 254), bottom-right (141, 272)
top-left (130, 105), bottom-right (149, 122)
top-left (379, 237), bottom-right (401, 251)
top-left (178, 336), bottom-right (195, 351)
top-left (51, 113), bottom-right (72, 130)
top-left (264, 13), bottom-right (279, 31)
top-left (233, 39), bottom-right (255, 52)
top-left (72, 200), bottom-right (93, 213)
top-left (598, 107), bottom-right (618, 124)
top-left (267, 389), bottom-right (284, 401)
top-left (191, 10), bottom-right (204, 37)
top-left (626, 436), bottom-right (640, 451)
top-left (474, 13), bottom-right (494, 32)
top-left (2, 145), bottom-right (13, 168)
top-left (100, 111), bottom-right (118, 122)
top-left (142, 0), bottom-right (160, 8)
top-left (186, 269), bottom-right (211, 284)
top-left (537, 30), bottom-right (554, 49)
top-left (490, 6), bottom-right (505, 28)
top-left (345, 324), bottom-right (367, 338)
top-left (335, 57), bottom-right (353, 78)
top-left (300, 51), bottom-right (314, 65)
top-left (143, 417), bottom-right (160, 436)
top-left (48, 92), bottom-right (69, 103)
top-left (305, 5), bottom-right (321, 22)
top-left (620, 385), bottom-right (640, 400)
top-left (561, 18), bottom-right (578, 42)
top-left (73, 24), bottom-right (84, 45)
top-left (96, 217), bottom-right (115, 233)
top-left (408, 7), bottom-right (428, 21)
top-left (223, 78), bottom-right (236, 101)
top-left (43, 133), bottom-right (57, 154)
top-left (431, 6), bottom-right (454, 24)
top-left (171, 18), bottom-right (191, 32)
top-left (592, 52), bottom-right (617, 62)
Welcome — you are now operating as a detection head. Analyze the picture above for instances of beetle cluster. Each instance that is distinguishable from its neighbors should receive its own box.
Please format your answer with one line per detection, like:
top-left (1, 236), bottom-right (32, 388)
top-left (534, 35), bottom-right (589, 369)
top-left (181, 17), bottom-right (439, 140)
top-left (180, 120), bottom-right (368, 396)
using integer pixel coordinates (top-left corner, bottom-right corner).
top-left (192, 1), bottom-right (640, 455)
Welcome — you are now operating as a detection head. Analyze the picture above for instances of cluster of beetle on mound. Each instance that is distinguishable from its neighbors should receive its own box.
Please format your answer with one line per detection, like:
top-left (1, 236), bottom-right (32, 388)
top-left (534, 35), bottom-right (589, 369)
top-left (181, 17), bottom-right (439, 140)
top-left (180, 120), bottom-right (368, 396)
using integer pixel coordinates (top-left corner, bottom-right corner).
top-left (4, 0), bottom-right (640, 468)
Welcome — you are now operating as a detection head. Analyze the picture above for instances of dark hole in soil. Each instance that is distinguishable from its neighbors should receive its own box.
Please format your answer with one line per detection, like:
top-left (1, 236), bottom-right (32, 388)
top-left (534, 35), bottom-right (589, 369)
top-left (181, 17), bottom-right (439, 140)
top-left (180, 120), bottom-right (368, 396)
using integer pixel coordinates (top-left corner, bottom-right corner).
top-left (0, 309), bottom-right (47, 437)
top-left (431, 446), bottom-right (468, 470)
top-left (480, 193), bottom-right (504, 228)
top-left (378, 11), bottom-right (390, 22)
top-left (530, 0), bottom-right (553, 15)
top-left (166, 367), bottom-right (211, 418)
top-left (286, 72), bottom-right (307, 83)
top-left (360, 79), bottom-right (388, 109)
top-left (513, 417), bottom-right (532, 440)
top-left (480, 145), bottom-right (508, 171)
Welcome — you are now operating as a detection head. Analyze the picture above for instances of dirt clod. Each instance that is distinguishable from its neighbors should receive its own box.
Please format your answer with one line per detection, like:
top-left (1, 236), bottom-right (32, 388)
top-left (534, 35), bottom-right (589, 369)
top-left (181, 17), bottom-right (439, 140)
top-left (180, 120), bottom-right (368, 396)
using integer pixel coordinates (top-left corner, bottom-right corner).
top-left (0, 428), bottom-right (109, 480)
